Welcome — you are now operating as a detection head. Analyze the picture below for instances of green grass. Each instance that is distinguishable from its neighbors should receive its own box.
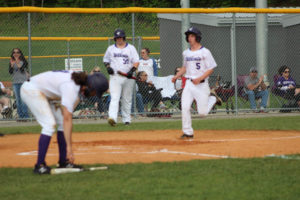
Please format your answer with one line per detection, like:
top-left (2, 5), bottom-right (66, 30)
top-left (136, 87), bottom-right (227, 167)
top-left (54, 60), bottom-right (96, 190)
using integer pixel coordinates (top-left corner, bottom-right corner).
top-left (0, 158), bottom-right (300, 200)
top-left (1, 115), bottom-right (300, 134)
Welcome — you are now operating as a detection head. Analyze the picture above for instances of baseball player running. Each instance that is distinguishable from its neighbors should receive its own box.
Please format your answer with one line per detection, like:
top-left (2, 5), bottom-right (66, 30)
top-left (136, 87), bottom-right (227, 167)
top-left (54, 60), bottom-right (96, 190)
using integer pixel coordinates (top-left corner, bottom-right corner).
top-left (172, 27), bottom-right (221, 139)
top-left (21, 70), bottom-right (108, 174)
top-left (103, 28), bottom-right (139, 126)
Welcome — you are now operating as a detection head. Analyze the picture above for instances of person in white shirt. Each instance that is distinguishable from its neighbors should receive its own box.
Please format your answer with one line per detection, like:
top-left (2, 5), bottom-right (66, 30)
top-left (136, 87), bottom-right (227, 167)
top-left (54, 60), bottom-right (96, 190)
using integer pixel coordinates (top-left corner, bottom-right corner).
top-left (20, 70), bottom-right (108, 174)
top-left (133, 48), bottom-right (159, 113)
top-left (138, 48), bottom-right (158, 77)
top-left (103, 28), bottom-right (139, 126)
top-left (172, 27), bottom-right (221, 139)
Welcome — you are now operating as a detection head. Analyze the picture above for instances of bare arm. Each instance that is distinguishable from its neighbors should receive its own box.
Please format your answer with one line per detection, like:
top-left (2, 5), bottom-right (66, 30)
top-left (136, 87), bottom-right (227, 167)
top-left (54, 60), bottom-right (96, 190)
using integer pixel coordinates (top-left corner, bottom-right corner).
top-left (172, 67), bottom-right (186, 83)
top-left (62, 106), bottom-right (74, 163)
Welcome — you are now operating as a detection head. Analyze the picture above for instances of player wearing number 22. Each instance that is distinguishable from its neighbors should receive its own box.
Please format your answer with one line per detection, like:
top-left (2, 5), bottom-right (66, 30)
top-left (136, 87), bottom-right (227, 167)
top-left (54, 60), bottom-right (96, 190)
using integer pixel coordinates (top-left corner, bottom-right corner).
top-left (172, 27), bottom-right (221, 139)
top-left (20, 70), bottom-right (108, 174)
top-left (103, 28), bottom-right (139, 126)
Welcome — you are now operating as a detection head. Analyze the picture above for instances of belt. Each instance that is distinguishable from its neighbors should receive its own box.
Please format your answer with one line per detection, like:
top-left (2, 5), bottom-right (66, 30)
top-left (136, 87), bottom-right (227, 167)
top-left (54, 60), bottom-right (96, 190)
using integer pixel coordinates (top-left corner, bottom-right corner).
top-left (187, 78), bottom-right (204, 83)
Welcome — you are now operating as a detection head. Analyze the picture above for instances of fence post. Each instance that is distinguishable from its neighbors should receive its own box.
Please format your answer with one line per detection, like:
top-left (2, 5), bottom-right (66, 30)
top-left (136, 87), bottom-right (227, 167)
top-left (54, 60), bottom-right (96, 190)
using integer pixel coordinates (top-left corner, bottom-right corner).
top-left (67, 40), bottom-right (70, 70)
top-left (132, 13), bottom-right (135, 46)
top-left (27, 13), bottom-right (32, 76)
top-left (231, 13), bottom-right (238, 114)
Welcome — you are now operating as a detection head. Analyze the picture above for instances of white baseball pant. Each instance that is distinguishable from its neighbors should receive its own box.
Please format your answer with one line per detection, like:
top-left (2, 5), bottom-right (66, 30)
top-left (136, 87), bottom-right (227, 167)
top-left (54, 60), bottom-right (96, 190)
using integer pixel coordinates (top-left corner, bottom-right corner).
top-left (21, 81), bottom-right (63, 136)
top-left (181, 80), bottom-right (216, 135)
top-left (108, 74), bottom-right (135, 123)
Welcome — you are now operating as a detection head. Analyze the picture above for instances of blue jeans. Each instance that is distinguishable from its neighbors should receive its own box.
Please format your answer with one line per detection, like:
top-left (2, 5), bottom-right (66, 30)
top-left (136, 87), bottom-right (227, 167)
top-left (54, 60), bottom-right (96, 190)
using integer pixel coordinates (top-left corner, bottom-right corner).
top-left (246, 90), bottom-right (269, 110)
top-left (131, 92), bottom-right (144, 113)
top-left (13, 83), bottom-right (29, 118)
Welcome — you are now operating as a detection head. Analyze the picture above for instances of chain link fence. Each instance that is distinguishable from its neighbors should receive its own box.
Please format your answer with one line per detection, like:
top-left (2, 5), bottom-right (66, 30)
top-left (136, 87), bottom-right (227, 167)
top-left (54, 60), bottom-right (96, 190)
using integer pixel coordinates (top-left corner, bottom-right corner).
top-left (0, 9), bottom-right (299, 120)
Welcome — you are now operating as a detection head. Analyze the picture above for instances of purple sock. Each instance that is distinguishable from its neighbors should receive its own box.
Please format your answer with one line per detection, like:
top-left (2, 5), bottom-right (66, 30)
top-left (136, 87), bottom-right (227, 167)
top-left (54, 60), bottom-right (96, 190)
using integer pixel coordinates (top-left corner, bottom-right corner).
top-left (57, 131), bottom-right (67, 164)
top-left (36, 134), bottom-right (51, 166)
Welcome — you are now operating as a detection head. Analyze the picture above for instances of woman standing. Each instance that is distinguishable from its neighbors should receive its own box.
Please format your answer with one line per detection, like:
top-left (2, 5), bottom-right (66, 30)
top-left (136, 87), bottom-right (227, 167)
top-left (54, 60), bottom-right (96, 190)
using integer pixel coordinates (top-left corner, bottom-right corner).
top-left (8, 48), bottom-right (29, 120)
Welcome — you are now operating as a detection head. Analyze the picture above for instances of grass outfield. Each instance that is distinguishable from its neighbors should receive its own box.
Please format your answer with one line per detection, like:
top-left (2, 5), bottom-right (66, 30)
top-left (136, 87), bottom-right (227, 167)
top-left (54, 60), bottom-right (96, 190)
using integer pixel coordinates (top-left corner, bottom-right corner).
top-left (0, 115), bottom-right (300, 134)
top-left (0, 115), bottom-right (300, 200)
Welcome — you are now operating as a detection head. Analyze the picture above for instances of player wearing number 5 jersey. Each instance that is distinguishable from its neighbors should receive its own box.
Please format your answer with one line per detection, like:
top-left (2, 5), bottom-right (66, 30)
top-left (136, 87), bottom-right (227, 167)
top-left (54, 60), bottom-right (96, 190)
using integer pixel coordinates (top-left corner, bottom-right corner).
top-left (21, 71), bottom-right (108, 174)
top-left (172, 27), bottom-right (221, 139)
top-left (103, 28), bottom-right (139, 126)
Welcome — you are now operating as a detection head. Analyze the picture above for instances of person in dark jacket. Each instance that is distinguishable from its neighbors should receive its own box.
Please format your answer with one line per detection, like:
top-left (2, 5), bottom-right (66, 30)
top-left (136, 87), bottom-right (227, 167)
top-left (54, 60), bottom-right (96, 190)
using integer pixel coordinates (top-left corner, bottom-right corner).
top-left (136, 71), bottom-right (163, 112)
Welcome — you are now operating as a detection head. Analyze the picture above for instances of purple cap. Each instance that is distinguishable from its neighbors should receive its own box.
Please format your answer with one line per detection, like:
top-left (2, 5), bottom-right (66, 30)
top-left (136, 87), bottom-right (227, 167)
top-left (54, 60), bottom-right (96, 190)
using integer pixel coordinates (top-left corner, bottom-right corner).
top-left (87, 72), bottom-right (109, 98)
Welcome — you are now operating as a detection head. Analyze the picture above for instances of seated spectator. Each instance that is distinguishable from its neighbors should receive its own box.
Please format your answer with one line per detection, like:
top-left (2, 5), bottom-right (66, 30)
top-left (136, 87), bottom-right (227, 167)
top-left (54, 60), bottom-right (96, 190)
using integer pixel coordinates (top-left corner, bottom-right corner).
top-left (275, 65), bottom-right (300, 107)
top-left (136, 71), bottom-right (163, 112)
top-left (0, 81), bottom-right (12, 116)
top-left (132, 48), bottom-right (158, 114)
top-left (244, 67), bottom-right (269, 112)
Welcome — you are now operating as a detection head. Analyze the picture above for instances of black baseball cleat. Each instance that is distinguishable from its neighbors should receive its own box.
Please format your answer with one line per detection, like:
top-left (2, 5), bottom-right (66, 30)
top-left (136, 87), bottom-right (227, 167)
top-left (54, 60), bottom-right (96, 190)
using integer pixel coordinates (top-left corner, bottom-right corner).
top-left (58, 160), bottom-right (83, 169)
top-left (108, 118), bottom-right (116, 126)
top-left (124, 122), bottom-right (130, 126)
top-left (33, 163), bottom-right (51, 174)
top-left (180, 134), bottom-right (194, 139)
top-left (210, 90), bottom-right (222, 106)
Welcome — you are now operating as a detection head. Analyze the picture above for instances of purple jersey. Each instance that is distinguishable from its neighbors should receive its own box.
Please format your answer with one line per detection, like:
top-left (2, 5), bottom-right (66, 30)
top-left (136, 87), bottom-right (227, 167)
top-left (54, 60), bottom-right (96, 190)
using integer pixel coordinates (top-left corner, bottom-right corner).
top-left (276, 76), bottom-right (296, 88)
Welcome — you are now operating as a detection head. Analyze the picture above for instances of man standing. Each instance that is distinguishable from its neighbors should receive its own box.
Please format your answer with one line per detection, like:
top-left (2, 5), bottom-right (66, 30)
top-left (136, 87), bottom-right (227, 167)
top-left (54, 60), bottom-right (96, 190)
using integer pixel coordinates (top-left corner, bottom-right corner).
top-left (172, 27), bottom-right (221, 139)
top-left (103, 28), bottom-right (139, 126)
top-left (244, 67), bottom-right (268, 112)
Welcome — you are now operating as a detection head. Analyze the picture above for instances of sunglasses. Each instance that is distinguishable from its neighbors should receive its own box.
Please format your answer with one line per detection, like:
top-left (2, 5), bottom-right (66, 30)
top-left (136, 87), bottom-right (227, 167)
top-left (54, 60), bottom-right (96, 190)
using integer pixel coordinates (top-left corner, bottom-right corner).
top-left (141, 51), bottom-right (147, 54)
top-left (284, 70), bottom-right (290, 73)
top-left (93, 70), bottom-right (100, 72)
top-left (251, 71), bottom-right (257, 73)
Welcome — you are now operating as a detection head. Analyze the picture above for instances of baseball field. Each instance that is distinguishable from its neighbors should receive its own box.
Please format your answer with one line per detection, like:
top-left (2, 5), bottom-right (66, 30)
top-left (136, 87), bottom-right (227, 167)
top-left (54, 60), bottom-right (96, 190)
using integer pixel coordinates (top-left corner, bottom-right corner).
top-left (0, 114), bottom-right (300, 200)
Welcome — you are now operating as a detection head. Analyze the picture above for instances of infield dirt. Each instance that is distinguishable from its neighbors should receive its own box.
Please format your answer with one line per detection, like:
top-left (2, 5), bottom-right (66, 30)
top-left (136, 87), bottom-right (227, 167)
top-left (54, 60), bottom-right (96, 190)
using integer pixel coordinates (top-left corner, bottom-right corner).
top-left (1, 130), bottom-right (300, 167)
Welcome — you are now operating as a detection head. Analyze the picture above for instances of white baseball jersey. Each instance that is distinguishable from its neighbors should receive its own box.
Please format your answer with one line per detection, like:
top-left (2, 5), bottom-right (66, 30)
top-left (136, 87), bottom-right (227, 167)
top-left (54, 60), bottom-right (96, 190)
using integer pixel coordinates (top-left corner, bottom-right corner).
top-left (181, 46), bottom-right (217, 136)
top-left (103, 43), bottom-right (139, 74)
top-left (183, 46), bottom-right (217, 81)
top-left (138, 58), bottom-right (154, 77)
top-left (29, 71), bottom-right (80, 113)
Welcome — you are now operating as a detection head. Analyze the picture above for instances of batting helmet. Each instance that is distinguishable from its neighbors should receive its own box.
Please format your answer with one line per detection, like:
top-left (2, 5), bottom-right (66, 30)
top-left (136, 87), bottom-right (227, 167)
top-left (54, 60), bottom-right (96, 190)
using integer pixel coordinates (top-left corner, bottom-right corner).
top-left (185, 27), bottom-right (202, 43)
top-left (86, 72), bottom-right (109, 98)
top-left (114, 28), bottom-right (126, 41)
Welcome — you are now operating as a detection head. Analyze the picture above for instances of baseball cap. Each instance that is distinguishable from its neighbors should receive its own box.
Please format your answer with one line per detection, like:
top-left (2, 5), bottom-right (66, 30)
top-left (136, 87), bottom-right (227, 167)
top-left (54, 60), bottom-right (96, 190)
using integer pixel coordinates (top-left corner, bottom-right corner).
top-left (87, 72), bottom-right (109, 98)
top-left (249, 67), bottom-right (257, 72)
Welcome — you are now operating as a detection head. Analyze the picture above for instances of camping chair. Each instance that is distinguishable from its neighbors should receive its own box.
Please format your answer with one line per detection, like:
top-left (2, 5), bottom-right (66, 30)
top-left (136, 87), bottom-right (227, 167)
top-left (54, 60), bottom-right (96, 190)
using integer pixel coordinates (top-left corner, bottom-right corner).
top-left (213, 76), bottom-right (235, 114)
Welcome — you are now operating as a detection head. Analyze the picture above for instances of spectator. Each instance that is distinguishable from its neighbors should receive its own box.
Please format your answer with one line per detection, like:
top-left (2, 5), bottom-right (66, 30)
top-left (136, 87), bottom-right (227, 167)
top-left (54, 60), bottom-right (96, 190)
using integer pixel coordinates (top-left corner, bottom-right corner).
top-left (90, 66), bottom-right (110, 116)
top-left (0, 81), bottom-right (12, 117)
top-left (136, 71), bottom-right (163, 113)
top-left (244, 67), bottom-right (269, 112)
top-left (138, 48), bottom-right (158, 77)
top-left (132, 48), bottom-right (158, 114)
top-left (8, 48), bottom-right (29, 120)
top-left (276, 65), bottom-right (300, 107)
